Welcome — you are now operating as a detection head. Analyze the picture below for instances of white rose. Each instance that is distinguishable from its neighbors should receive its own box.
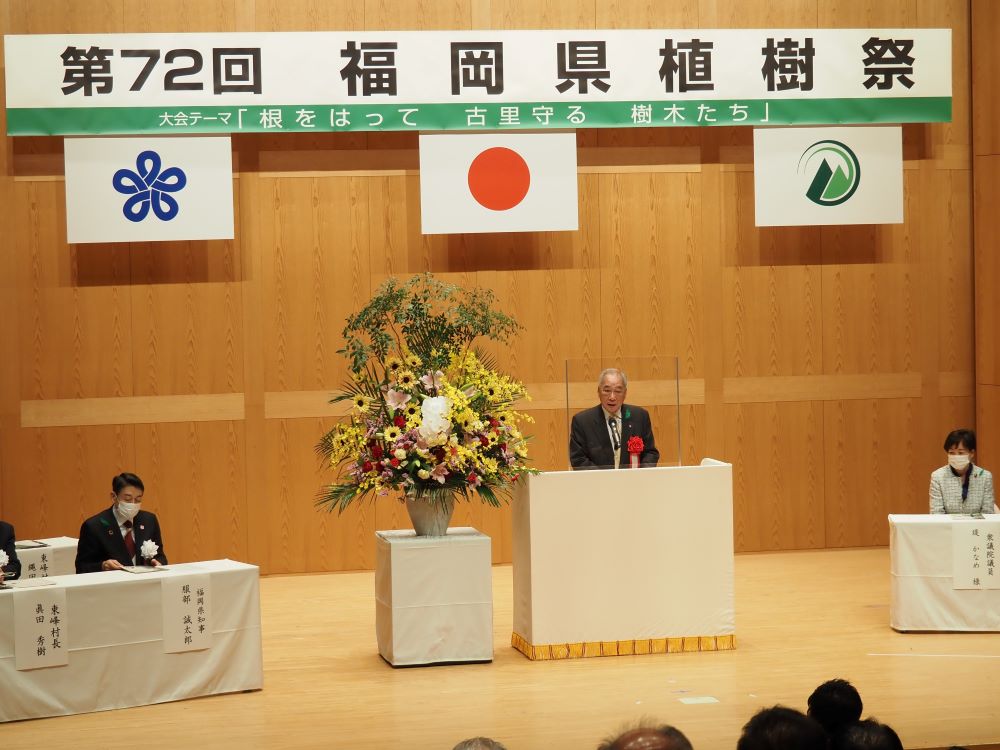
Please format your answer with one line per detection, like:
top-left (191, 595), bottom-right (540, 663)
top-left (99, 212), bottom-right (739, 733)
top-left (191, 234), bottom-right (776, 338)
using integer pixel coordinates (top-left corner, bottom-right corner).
top-left (393, 448), bottom-right (407, 460)
top-left (0, 549), bottom-right (8, 569)
top-left (140, 539), bottom-right (159, 560)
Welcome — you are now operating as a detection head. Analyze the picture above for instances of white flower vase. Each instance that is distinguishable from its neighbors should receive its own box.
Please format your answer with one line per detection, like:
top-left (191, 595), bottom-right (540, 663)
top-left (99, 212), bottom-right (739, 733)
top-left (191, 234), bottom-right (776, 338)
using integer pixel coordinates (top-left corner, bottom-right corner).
top-left (405, 493), bottom-right (455, 536)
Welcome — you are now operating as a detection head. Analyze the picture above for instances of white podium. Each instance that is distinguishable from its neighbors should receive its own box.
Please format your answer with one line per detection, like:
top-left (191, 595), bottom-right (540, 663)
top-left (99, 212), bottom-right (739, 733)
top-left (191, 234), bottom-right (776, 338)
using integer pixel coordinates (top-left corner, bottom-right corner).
top-left (15, 537), bottom-right (78, 579)
top-left (890, 514), bottom-right (1000, 631)
top-left (512, 460), bottom-right (735, 659)
top-left (375, 527), bottom-right (493, 666)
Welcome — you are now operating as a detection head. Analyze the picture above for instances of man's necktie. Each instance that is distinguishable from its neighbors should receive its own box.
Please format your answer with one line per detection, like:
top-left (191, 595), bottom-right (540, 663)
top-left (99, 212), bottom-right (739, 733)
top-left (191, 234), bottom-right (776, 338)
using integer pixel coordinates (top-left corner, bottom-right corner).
top-left (123, 520), bottom-right (136, 561)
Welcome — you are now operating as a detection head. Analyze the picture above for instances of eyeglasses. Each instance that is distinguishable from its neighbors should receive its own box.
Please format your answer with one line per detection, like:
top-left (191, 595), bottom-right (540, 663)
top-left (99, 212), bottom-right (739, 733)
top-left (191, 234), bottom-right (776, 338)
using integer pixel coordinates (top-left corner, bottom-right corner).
top-left (599, 387), bottom-right (625, 396)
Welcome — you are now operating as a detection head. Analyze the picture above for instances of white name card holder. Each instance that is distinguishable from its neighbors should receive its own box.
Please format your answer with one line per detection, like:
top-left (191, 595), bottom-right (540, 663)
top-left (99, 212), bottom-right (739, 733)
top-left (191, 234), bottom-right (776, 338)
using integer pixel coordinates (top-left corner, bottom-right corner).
top-left (952, 519), bottom-right (1000, 589)
top-left (162, 574), bottom-right (212, 653)
top-left (13, 586), bottom-right (69, 670)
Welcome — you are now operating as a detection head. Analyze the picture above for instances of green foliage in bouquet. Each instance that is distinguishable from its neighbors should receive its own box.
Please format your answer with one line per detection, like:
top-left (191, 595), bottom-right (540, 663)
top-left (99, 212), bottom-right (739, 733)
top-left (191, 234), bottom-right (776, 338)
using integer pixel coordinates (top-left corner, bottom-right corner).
top-left (316, 274), bottom-right (537, 512)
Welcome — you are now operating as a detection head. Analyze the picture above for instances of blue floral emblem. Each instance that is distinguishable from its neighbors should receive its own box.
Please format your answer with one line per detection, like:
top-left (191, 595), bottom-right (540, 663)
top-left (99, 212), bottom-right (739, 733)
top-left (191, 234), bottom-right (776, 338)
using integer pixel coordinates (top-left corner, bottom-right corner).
top-left (112, 150), bottom-right (187, 223)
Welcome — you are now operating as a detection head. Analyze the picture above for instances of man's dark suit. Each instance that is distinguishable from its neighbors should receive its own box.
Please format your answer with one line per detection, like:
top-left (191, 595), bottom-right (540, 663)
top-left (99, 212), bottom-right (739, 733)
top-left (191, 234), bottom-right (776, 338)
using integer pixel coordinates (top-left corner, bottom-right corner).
top-left (569, 404), bottom-right (660, 470)
top-left (1, 520), bottom-right (21, 580)
top-left (75, 507), bottom-right (168, 573)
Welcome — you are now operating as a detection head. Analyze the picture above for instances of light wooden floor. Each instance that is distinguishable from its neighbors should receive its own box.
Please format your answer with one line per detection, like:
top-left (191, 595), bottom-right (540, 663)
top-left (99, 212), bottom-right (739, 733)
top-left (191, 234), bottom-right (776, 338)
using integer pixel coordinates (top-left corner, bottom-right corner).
top-left (5, 548), bottom-right (999, 749)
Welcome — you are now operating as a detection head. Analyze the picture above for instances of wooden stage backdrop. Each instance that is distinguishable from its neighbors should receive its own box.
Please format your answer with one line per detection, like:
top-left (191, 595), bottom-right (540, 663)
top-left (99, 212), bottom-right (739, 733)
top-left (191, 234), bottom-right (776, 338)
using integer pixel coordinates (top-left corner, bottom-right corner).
top-left (0, 1), bottom-right (984, 574)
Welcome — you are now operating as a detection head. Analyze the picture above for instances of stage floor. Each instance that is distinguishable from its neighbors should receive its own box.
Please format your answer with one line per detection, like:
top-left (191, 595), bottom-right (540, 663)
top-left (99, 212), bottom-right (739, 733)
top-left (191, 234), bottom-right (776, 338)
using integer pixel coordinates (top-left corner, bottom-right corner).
top-left (5, 548), bottom-right (998, 749)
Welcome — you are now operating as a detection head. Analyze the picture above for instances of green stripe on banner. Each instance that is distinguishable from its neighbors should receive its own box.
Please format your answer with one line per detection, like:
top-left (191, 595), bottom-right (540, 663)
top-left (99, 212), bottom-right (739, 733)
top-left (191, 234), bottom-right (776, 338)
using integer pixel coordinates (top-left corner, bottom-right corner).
top-left (6, 97), bottom-right (951, 136)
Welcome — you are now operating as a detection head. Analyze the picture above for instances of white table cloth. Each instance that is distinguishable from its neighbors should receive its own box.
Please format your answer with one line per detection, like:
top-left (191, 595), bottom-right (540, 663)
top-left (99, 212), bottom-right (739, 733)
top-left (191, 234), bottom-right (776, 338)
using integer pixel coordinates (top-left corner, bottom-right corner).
top-left (890, 514), bottom-right (1000, 631)
top-left (375, 527), bottom-right (493, 666)
top-left (0, 559), bottom-right (263, 722)
top-left (512, 460), bottom-right (736, 659)
top-left (15, 536), bottom-right (78, 578)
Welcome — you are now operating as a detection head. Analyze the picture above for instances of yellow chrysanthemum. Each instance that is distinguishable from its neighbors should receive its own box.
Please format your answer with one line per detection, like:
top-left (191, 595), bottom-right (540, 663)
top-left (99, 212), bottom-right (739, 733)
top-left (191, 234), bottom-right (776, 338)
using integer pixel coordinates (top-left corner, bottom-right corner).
top-left (352, 394), bottom-right (372, 412)
top-left (385, 356), bottom-right (403, 373)
top-left (384, 426), bottom-right (402, 442)
top-left (395, 370), bottom-right (416, 388)
top-left (405, 354), bottom-right (421, 368)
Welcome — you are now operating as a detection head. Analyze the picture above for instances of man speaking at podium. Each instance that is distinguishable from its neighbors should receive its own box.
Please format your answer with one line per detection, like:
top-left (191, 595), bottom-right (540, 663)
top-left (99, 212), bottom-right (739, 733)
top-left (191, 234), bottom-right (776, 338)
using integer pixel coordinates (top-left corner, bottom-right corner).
top-left (569, 368), bottom-right (659, 470)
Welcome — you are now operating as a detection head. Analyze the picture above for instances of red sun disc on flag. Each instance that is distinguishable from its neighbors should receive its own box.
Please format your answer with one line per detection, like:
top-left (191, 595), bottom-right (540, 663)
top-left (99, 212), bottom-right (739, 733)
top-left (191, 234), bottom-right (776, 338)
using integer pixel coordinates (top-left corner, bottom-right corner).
top-left (467, 147), bottom-right (531, 211)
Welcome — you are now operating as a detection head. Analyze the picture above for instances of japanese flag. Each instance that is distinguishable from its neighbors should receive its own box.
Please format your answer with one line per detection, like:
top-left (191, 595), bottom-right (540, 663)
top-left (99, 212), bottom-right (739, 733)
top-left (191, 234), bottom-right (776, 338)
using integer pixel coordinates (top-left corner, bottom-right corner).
top-left (419, 133), bottom-right (578, 234)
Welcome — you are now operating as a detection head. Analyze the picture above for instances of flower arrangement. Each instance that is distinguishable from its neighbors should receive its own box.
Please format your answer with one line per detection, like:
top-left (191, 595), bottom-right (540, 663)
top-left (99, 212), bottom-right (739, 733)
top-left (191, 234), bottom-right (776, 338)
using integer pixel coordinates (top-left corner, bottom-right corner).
top-left (316, 274), bottom-right (536, 511)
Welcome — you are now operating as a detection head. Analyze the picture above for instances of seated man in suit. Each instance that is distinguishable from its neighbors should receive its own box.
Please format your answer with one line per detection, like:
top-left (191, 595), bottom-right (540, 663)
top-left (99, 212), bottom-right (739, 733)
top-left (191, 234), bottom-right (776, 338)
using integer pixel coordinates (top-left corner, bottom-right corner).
top-left (75, 472), bottom-right (168, 573)
top-left (0, 520), bottom-right (22, 581)
top-left (569, 368), bottom-right (660, 470)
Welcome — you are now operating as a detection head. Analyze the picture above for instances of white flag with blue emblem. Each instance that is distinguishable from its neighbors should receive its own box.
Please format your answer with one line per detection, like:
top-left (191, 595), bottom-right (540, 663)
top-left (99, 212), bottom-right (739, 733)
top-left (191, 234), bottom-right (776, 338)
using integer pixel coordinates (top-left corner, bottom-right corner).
top-left (753, 126), bottom-right (902, 227)
top-left (64, 136), bottom-right (234, 243)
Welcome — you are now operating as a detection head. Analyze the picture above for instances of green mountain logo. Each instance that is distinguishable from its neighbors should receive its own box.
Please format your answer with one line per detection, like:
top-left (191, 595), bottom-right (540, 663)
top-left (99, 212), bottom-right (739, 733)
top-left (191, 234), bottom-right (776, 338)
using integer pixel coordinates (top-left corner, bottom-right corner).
top-left (797, 140), bottom-right (861, 206)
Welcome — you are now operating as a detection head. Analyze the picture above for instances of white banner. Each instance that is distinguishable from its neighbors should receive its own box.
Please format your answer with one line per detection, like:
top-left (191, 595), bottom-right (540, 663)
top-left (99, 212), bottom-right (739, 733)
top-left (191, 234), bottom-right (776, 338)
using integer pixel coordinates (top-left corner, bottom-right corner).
top-left (753, 126), bottom-right (903, 227)
top-left (952, 520), bottom-right (1000, 589)
top-left (13, 586), bottom-right (69, 670)
top-left (4, 29), bottom-right (952, 135)
top-left (162, 574), bottom-right (212, 652)
top-left (419, 133), bottom-right (578, 234)
top-left (64, 136), bottom-right (234, 243)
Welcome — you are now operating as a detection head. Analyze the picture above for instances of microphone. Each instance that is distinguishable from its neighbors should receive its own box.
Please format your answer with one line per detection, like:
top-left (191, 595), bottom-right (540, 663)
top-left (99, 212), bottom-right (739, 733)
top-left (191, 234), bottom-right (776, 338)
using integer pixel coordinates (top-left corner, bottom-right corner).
top-left (608, 416), bottom-right (620, 451)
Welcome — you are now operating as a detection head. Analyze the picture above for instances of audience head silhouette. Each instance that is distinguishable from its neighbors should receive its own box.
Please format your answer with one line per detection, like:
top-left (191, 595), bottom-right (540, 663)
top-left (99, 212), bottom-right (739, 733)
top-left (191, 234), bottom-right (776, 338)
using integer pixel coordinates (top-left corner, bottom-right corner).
top-left (597, 722), bottom-right (693, 750)
top-left (736, 706), bottom-right (828, 750)
top-left (808, 678), bottom-right (864, 736)
top-left (832, 719), bottom-right (903, 750)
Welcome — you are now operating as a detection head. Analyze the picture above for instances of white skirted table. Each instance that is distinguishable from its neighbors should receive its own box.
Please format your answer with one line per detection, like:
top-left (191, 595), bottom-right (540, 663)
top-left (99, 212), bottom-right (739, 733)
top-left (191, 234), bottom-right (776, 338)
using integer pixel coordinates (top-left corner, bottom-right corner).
top-left (15, 537), bottom-right (78, 579)
top-left (889, 514), bottom-right (1000, 631)
top-left (0, 559), bottom-right (263, 722)
top-left (512, 460), bottom-right (736, 659)
top-left (375, 527), bottom-right (493, 666)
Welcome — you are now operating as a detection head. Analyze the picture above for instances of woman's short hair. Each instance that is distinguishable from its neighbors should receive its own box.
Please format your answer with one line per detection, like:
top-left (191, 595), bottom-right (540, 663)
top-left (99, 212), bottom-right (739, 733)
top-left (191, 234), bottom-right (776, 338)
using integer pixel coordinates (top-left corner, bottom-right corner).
top-left (943, 429), bottom-right (976, 452)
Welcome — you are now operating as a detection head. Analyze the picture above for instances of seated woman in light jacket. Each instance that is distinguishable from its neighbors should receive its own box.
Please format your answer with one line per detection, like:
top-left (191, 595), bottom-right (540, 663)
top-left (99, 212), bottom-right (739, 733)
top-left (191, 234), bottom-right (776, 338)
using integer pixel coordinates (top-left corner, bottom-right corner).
top-left (929, 428), bottom-right (995, 514)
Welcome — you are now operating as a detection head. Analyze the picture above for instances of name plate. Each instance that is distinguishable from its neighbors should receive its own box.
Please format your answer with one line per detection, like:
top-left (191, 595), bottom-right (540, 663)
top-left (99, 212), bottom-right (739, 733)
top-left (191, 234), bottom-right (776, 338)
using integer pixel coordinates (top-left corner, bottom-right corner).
top-left (952, 519), bottom-right (1000, 589)
top-left (13, 587), bottom-right (69, 670)
top-left (162, 574), bottom-right (212, 653)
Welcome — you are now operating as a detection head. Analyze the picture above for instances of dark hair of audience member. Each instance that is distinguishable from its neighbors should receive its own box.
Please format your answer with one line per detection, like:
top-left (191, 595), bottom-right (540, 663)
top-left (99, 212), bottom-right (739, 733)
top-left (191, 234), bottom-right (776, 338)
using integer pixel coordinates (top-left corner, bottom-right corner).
top-left (832, 719), bottom-right (903, 750)
top-left (807, 678), bottom-right (864, 736)
top-left (452, 738), bottom-right (507, 750)
top-left (736, 706), bottom-right (828, 750)
top-left (596, 721), bottom-right (693, 750)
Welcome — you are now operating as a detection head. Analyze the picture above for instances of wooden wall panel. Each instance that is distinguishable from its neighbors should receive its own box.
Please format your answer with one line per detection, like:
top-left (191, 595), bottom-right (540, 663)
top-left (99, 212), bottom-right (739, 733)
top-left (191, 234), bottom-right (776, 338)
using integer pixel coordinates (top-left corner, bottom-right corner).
top-left (973, 156), bottom-right (1000, 384)
top-left (131, 239), bottom-right (245, 396)
top-left (972, 1), bottom-right (1000, 472)
top-left (823, 398), bottom-right (922, 547)
top-left (4, 426), bottom-right (133, 539)
top-left (258, 176), bottom-right (372, 392)
top-left (723, 266), bottom-right (822, 377)
top-left (599, 172), bottom-right (704, 375)
top-left (971, 0), bottom-right (1000, 157)
top-left (262, 416), bottom-right (375, 573)
top-left (0, 0), bottom-right (980, 573)
top-left (725, 401), bottom-right (825, 552)
top-left (134, 421), bottom-right (248, 565)
top-left (14, 182), bottom-right (134, 400)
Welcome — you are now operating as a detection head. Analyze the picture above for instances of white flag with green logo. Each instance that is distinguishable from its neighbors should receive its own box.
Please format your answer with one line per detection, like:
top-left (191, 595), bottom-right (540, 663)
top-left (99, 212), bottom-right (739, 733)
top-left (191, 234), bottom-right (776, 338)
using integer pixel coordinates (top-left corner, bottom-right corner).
top-left (753, 126), bottom-right (902, 227)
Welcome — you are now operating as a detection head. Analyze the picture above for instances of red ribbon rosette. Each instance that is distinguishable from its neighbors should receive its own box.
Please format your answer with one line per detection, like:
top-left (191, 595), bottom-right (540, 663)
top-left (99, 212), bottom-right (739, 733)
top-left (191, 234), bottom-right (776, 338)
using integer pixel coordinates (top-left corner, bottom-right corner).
top-left (627, 436), bottom-right (644, 468)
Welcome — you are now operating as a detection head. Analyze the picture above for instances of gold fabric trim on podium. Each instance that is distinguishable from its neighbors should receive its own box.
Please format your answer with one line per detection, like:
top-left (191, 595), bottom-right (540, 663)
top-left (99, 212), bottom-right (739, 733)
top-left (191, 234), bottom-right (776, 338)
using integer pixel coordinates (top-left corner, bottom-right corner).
top-left (511, 632), bottom-right (736, 660)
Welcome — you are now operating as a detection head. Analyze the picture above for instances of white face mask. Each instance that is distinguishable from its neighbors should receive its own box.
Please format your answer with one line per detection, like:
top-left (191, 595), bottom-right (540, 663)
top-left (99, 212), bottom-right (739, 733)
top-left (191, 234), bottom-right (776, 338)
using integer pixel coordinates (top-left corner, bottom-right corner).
top-left (117, 501), bottom-right (140, 522)
top-left (948, 454), bottom-right (971, 471)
